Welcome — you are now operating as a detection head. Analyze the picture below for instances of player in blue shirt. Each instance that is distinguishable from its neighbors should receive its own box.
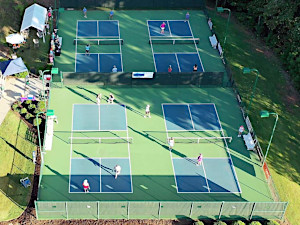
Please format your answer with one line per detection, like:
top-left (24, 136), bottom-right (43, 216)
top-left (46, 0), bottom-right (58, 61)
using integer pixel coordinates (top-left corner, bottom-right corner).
top-left (109, 9), bottom-right (114, 20)
top-left (85, 44), bottom-right (90, 56)
top-left (83, 7), bottom-right (87, 18)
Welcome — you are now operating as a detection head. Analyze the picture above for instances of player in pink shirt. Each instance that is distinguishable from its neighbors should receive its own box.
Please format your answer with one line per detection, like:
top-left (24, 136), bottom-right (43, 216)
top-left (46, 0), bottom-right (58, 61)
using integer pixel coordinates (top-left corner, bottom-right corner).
top-left (197, 153), bottom-right (203, 166)
top-left (160, 22), bottom-right (166, 34)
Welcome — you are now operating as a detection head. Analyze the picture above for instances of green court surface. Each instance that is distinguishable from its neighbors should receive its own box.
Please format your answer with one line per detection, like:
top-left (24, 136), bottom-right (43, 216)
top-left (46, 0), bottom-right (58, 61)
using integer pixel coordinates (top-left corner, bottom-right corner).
top-left (37, 9), bottom-right (283, 219)
top-left (39, 86), bottom-right (272, 202)
top-left (55, 10), bottom-right (225, 73)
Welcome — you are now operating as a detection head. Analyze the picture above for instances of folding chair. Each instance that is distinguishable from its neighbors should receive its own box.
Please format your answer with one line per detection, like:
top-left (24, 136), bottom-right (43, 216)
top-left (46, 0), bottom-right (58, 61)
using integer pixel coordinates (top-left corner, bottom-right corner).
top-left (20, 177), bottom-right (31, 188)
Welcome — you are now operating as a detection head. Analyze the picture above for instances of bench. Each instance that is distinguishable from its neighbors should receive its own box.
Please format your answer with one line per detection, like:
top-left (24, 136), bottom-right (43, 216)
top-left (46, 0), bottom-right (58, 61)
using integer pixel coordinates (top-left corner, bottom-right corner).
top-left (243, 133), bottom-right (256, 150)
top-left (209, 34), bottom-right (218, 49)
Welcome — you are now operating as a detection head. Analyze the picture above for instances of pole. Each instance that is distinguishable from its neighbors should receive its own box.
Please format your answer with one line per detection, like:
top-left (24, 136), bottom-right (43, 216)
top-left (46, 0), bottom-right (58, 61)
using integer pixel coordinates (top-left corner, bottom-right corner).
top-left (36, 111), bottom-right (44, 152)
top-left (248, 70), bottom-right (259, 111)
top-left (262, 113), bottom-right (278, 166)
top-left (223, 9), bottom-right (231, 46)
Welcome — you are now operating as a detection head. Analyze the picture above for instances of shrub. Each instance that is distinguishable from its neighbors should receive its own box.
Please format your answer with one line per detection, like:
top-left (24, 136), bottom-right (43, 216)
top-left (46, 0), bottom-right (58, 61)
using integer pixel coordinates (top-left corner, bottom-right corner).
top-left (25, 113), bottom-right (33, 120)
top-left (266, 220), bottom-right (280, 225)
top-left (15, 108), bottom-right (21, 113)
top-left (24, 100), bottom-right (32, 105)
top-left (16, 71), bottom-right (29, 78)
top-left (232, 221), bottom-right (245, 225)
top-left (37, 101), bottom-right (46, 112)
top-left (20, 108), bottom-right (27, 114)
top-left (249, 221), bottom-right (262, 225)
top-left (194, 221), bottom-right (205, 225)
top-left (214, 221), bottom-right (227, 225)
top-left (28, 103), bottom-right (36, 110)
top-left (33, 117), bottom-right (42, 127)
top-left (12, 103), bottom-right (19, 110)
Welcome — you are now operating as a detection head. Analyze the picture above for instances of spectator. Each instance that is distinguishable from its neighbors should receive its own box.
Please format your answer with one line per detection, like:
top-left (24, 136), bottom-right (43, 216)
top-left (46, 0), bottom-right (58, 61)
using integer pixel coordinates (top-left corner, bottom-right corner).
top-left (208, 18), bottom-right (213, 31)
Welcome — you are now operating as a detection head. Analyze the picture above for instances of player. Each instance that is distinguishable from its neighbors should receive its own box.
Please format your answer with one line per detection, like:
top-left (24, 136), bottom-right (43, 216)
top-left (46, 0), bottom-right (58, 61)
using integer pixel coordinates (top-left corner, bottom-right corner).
top-left (96, 93), bottom-right (102, 105)
top-left (168, 137), bottom-right (175, 150)
top-left (114, 165), bottom-right (121, 179)
top-left (144, 104), bottom-right (151, 118)
top-left (83, 179), bottom-right (90, 192)
top-left (197, 153), bottom-right (203, 166)
top-left (109, 9), bottom-right (114, 20)
top-left (107, 93), bottom-right (115, 104)
top-left (238, 125), bottom-right (244, 137)
top-left (83, 7), bottom-right (87, 18)
top-left (160, 22), bottom-right (166, 34)
top-left (185, 12), bottom-right (190, 22)
top-left (85, 44), bottom-right (90, 56)
top-left (112, 65), bottom-right (118, 72)
top-left (168, 65), bottom-right (172, 73)
top-left (193, 64), bottom-right (198, 72)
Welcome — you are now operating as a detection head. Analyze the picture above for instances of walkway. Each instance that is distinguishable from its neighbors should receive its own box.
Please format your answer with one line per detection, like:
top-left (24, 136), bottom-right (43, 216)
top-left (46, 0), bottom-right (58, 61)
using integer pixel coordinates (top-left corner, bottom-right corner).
top-left (0, 77), bottom-right (43, 126)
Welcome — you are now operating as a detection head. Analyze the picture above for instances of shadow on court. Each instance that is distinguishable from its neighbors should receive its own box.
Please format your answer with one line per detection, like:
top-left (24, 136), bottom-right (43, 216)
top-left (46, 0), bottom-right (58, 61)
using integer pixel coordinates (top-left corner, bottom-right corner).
top-left (73, 150), bottom-right (114, 175)
top-left (66, 86), bottom-right (94, 102)
top-left (129, 126), bottom-right (194, 162)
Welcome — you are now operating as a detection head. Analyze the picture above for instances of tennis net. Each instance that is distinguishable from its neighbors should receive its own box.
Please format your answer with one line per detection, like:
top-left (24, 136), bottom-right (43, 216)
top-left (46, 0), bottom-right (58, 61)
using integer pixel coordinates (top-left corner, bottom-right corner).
top-left (167, 136), bottom-right (232, 144)
top-left (74, 39), bottom-right (124, 45)
top-left (69, 137), bottom-right (132, 144)
top-left (149, 38), bottom-right (199, 45)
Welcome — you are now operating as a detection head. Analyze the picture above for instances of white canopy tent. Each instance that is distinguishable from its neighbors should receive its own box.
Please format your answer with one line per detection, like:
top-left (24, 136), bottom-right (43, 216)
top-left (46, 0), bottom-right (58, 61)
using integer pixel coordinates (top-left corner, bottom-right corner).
top-left (20, 3), bottom-right (47, 42)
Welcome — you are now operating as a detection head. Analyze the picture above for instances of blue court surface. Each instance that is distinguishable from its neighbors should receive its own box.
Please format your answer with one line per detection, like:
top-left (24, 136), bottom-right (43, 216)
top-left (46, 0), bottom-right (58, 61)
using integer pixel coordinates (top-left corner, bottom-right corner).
top-left (75, 53), bottom-right (122, 73)
top-left (70, 158), bottom-right (132, 193)
top-left (172, 158), bottom-right (241, 193)
top-left (162, 103), bottom-right (222, 131)
top-left (72, 104), bottom-right (127, 131)
top-left (148, 20), bottom-right (192, 37)
top-left (77, 20), bottom-right (119, 37)
top-left (154, 53), bottom-right (203, 72)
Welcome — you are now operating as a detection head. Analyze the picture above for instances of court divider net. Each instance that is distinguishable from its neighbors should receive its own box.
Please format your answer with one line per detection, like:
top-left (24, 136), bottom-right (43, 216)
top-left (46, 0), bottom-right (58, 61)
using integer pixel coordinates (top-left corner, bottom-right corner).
top-left (167, 136), bottom-right (232, 144)
top-left (69, 136), bottom-right (133, 144)
top-left (74, 38), bottom-right (124, 45)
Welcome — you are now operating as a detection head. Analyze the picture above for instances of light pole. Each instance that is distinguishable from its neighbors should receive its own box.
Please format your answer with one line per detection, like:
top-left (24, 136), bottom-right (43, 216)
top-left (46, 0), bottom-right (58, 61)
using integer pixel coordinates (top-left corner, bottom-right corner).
top-left (242, 67), bottom-right (260, 112)
top-left (216, 7), bottom-right (231, 47)
top-left (260, 110), bottom-right (279, 166)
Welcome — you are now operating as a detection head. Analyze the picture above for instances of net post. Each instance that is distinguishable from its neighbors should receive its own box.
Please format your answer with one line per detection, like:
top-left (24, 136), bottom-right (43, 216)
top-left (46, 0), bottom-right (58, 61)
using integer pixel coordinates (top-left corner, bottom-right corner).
top-left (66, 201), bottom-right (68, 219)
top-left (35, 201), bottom-right (39, 220)
top-left (218, 201), bottom-right (224, 219)
top-left (127, 201), bottom-right (130, 219)
top-left (249, 202), bottom-right (256, 220)
top-left (158, 202), bottom-right (161, 219)
top-left (97, 201), bottom-right (100, 219)
top-left (189, 202), bottom-right (194, 217)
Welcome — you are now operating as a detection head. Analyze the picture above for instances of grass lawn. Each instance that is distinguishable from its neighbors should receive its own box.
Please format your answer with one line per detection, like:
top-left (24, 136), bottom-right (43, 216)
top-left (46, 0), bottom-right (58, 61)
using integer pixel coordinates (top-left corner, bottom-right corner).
top-left (208, 7), bottom-right (300, 225)
top-left (0, 110), bottom-right (36, 221)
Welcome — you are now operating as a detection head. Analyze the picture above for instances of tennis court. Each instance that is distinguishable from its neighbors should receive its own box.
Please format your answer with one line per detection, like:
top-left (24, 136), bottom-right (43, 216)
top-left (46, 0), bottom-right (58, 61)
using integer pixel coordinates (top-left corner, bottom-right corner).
top-left (75, 20), bottom-right (123, 72)
top-left (148, 20), bottom-right (204, 72)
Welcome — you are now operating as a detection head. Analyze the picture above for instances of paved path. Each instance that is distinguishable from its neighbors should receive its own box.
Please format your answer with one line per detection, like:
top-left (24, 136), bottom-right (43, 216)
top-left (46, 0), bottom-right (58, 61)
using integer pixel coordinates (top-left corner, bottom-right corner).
top-left (0, 77), bottom-right (43, 126)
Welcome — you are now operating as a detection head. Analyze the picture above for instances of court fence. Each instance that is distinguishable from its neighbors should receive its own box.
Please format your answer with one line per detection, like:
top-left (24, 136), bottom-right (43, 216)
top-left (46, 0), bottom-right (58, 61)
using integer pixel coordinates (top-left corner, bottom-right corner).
top-left (35, 200), bottom-right (288, 220)
top-left (57, 0), bottom-right (205, 10)
top-left (56, 71), bottom-right (229, 87)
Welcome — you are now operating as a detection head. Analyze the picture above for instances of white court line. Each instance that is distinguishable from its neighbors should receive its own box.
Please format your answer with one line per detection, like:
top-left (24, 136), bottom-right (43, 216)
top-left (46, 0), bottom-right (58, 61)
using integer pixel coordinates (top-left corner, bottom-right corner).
top-left (99, 158), bottom-right (102, 192)
top-left (186, 20), bottom-right (205, 72)
top-left (125, 106), bottom-right (133, 193)
top-left (201, 159), bottom-right (210, 193)
top-left (97, 20), bottom-right (99, 37)
top-left (166, 21), bottom-right (172, 37)
top-left (161, 104), bottom-right (169, 140)
top-left (170, 151), bottom-right (179, 193)
top-left (117, 20), bottom-right (124, 72)
top-left (213, 104), bottom-right (242, 193)
top-left (187, 104), bottom-right (195, 130)
top-left (98, 103), bottom-right (101, 131)
top-left (174, 53), bottom-right (181, 72)
top-left (68, 104), bottom-right (75, 193)
top-left (147, 21), bottom-right (157, 72)
top-left (75, 21), bottom-right (79, 72)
